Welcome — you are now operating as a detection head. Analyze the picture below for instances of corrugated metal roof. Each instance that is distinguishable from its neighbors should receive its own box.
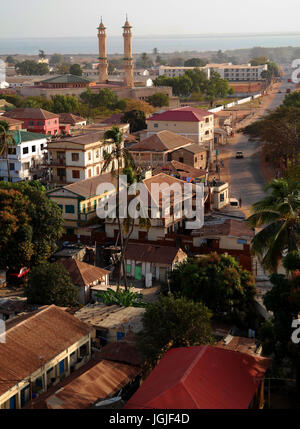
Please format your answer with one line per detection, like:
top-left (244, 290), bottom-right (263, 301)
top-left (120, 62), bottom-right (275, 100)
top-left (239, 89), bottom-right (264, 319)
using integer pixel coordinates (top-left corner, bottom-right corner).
top-left (125, 346), bottom-right (271, 409)
top-left (0, 305), bottom-right (92, 396)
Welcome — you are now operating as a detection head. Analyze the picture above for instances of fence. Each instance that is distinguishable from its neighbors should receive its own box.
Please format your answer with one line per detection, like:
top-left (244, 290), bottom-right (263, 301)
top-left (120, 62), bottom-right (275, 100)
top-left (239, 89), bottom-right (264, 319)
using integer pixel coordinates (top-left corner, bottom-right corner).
top-left (209, 93), bottom-right (262, 113)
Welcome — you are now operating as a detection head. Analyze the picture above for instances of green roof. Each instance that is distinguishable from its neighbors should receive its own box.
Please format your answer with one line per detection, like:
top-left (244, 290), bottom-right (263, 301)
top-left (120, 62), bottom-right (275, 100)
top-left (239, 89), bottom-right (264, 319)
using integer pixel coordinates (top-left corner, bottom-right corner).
top-left (10, 131), bottom-right (49, 145)
top-left (41, 74), bottom-right (91, 84)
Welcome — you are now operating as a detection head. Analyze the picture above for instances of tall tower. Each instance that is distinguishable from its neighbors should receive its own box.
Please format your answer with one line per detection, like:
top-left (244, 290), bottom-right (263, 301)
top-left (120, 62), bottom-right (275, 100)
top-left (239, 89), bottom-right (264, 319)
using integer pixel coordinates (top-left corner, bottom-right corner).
top-left (123, 16), bottom-right (134, 88)
top-left (98, 18), bottom-right (108, 83)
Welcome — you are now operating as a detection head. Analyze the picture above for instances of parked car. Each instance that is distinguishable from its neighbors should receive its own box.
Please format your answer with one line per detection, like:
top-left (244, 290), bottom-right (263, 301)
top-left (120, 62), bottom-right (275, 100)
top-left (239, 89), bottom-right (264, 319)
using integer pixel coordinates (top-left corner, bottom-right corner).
top-left (236, 151), bottom-right (244, 159)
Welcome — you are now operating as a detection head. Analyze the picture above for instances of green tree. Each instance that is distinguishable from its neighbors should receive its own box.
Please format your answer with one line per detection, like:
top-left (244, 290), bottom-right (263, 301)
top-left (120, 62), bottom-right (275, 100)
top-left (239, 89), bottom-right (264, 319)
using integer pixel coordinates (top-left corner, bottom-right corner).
top-left (169, 253), bottom-right (257, 327)
top-left (0, 182), bottom-right (64, 269)
top-left (137, 296), bottom-right (214, 367)
top-left (25, 262), bottom-right (79, 307)
top-left (52, 95), bottom-right (81, 114)
top-left (283, 92), bottom-right (300, 109)
top-left (122, 110), bottom-right (147, 133)
top-left (102, 126), bottom-right (135, 289)
top-left (6, 55), bottom-right (16, 65)
top-left (49, 53), bottom-right (64, 66)
top-left (97, 286), bottom-right (146, 308)
top-left (15, 60), bottom-right (49, 76)
top-left (55, 63), bottom-right (71, 74)
top-left (70, 63), bottom-right (83, 76)
top-left (146, 92), bottom-right (169, 107)
top-left (247, 179), bottom-right (300, 272)
top-left (250, 56), bottom-right (269, 66)
top-left (184, 58), bottom-right (208, 67)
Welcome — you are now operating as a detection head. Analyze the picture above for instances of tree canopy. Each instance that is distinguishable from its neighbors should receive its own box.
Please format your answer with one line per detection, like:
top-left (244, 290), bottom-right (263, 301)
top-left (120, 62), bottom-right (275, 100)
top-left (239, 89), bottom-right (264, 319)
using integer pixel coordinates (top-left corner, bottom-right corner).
top-left (0, 181), bottom-right (64, 269)
top-left (184, 58), bottom-right (208, 67)
top-left (122, 110), bottom-right (147, 133)
top-left (25, 262), bottom-right (79, 307)
top-left (15, 60), bottom-right (49, 76)
top-left (146, 92), bottom-right (169, 107)
top-left (137, 296), bottom-right (214, 367)
top-left (69, 64), bottom-right (83, 76)
top-left (169, 253), bottom-right (257, 327)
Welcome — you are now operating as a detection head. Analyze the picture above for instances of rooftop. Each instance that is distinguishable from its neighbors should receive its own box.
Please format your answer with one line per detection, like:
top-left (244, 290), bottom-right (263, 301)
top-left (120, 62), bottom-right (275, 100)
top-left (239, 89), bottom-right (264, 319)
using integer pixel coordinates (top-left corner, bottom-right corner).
top-left (74, 303), bottom-right (145, 333)
top-left (124, 345), bottom-right (271, 409)
top-left (0, 305), bottom-right (92, 397)
top-left (125, 243), bottom-right (187, 265)
top-left (40, 74), bottom-right (91, 84)
top-left (148, 106), bottom-right (214, 123)
top-left (194, 218), bottom-right (255, 239)
top-left (129, 130), bottom-right (193, 153)
top-left (59, 259), bottom-right (110, 288)
top-left (153, 160), bottom-right (207, 179)
top-left (58, 113), bottom-right (86, 125)
top-left (3, 108), bottom-right (59, 121)
top-left (10, 130), bottom-right (49, 144)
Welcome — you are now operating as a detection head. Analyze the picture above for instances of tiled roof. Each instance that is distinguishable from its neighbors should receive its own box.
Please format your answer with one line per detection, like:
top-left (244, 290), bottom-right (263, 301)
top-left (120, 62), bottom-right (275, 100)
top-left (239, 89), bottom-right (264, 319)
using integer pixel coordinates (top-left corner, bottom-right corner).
top-left (148, 107), bottom-right (213, 123)
top-left (153, 160), bottom-right (207, 179)
top-left (0, 116), bottom-right (23, 126)
top-left (59, 131), bottom-right (104, 146)
top-left (3, 108), bottom-right (59, 120)
top-left (59, 258), bottom-right (110, 287)
top-left (125, 243), bottom-right (187, 265)
top-left (124, 346), bottom-right (271, 409)
top-left (41, 74), bottom-right (91, 84)
top-left (58, 172), bottom-right (117, 198)
top-left (59, 113), bottom-right (86, 125)
top-left (29, 354), bottom-right (140, 409)
top-left (129, 131), bottom-right (193, 152)
top-left (196, 219), bottom-right (255, 239)
top-left (179, 143), bottom-right (207, 154)
top-left (0, 305), bottom-right (92, 396)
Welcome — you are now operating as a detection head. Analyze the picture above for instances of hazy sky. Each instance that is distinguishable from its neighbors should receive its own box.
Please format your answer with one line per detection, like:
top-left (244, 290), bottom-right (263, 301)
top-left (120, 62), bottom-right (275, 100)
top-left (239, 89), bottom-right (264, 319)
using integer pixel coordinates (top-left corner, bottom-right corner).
top-left (1, 0), bottom-right (300, 38)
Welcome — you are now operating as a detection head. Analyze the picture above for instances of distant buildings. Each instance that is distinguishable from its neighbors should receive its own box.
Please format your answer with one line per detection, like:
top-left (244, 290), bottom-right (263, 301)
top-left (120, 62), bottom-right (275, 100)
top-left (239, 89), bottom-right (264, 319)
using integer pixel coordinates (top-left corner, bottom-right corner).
top-left (158, 63), bottom-right (268, 82)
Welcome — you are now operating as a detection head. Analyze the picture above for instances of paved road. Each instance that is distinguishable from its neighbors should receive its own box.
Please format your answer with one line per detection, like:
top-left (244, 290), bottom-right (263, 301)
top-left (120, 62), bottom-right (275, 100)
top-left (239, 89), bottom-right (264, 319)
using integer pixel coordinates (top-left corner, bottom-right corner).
top-left (227, 78), bottom-right (296, 212)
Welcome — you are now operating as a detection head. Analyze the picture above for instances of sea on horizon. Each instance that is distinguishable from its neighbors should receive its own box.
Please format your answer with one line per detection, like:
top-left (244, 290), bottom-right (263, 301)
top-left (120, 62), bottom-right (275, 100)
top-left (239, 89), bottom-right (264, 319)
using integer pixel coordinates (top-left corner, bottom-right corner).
top-left (1, 33), bottom-right (300, 55)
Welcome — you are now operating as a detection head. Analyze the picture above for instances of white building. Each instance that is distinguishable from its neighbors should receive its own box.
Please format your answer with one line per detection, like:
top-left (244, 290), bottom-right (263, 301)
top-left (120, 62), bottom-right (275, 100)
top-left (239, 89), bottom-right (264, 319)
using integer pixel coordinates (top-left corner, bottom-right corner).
top-left (158, 63), bottom-right (268, 82)
top-left (0, 130), bottom-right (49, 182)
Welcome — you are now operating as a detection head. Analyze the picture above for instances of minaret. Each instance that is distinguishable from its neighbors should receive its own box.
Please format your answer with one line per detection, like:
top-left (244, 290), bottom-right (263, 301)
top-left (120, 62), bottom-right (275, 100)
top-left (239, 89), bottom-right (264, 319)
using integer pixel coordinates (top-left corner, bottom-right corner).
top-left (123, 16), bottom-right (134, 88)
top-left (98, 18), bottom-right (108, 83)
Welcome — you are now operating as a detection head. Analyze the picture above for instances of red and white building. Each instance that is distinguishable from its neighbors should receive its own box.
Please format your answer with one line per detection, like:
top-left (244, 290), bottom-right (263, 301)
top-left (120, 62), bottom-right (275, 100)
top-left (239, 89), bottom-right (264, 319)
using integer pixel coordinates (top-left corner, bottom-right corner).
top-left (3, 108), bottom-right (60, 136)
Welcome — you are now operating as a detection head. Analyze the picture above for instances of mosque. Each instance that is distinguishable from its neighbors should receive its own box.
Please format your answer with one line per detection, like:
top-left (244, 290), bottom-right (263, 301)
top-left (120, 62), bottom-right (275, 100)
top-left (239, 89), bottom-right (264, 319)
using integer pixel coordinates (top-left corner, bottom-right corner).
top-left (93, 17), bottom-right (176, 104)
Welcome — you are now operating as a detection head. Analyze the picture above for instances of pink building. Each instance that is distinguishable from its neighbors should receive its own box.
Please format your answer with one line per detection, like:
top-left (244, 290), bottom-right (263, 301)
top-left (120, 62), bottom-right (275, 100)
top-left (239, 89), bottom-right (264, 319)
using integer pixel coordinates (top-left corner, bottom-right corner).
top-left (3, 108), bottom-right (60, 136)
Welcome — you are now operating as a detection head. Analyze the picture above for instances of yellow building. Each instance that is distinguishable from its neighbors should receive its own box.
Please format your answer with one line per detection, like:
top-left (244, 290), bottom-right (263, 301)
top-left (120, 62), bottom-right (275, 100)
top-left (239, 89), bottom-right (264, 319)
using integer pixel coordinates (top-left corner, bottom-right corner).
top-left (47, 172), bottom-right (117, 237)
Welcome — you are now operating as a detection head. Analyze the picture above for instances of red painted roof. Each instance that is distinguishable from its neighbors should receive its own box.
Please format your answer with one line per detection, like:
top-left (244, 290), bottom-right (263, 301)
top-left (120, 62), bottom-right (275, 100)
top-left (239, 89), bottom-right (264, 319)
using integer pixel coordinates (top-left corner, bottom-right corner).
top-left (148, 107), bottom-right (213, 123)
top-left (124, 346), bottom-right (270, 409)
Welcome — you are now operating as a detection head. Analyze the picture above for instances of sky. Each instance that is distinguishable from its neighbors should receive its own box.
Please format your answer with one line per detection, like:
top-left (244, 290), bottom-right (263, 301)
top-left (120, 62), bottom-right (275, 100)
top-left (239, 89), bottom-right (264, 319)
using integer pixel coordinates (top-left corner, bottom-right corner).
top-left (1, 0), bottom-right (300, 38)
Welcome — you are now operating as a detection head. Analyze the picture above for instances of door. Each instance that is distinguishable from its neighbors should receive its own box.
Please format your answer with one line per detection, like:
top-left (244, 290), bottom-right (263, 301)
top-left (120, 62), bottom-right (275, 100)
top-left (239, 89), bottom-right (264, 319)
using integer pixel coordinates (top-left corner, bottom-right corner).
top-left (135, 265), bottom-right (142, 280)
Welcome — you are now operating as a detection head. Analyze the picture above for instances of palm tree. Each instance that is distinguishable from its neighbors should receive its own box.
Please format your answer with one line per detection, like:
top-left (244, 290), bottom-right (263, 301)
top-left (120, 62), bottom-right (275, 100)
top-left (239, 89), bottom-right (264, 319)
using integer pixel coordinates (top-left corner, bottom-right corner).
top-left (247, 179), bottom-right (300, 272)
top-left (102, 126), bottom-right (135, 289)
top-left (0, 121), bottom-right (14, 182)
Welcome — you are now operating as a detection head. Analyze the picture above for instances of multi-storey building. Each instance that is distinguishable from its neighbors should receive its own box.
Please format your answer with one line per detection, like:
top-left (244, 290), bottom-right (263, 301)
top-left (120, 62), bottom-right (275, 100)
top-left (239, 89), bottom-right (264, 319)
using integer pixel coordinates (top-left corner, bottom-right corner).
top-left (147, 107), bottom-right (214, 146)
top-left (0, 130), bottom-right (49, 182)
top-left (3, 108), bottom-right (60, 135)
top-left (44, 131), bottom-right (123, 185)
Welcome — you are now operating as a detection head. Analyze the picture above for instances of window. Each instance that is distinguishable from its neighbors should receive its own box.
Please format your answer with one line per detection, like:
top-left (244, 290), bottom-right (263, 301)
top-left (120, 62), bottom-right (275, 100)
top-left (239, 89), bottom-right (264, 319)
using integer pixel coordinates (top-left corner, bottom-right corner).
top-left (179, 157), bottom-right (184, 163)
top-left (37, 121), bottom-right (43, 126)
top-left (9, 163), bottom-right (15, 171)
top-left (72, 153), bottom-right (79, 162)
top-left (96, 150), bottom-right (99, 158)
top-left (58, 204), bottom-right (63, 211)
top-left (40, 144), bottom-right (44, 150)
top-left (8, 147), bottom-right (16, 155)
top-left (220, 193), bottom-right (225, 202)
top-left (88, 152), bottom-right (92, 161)
top-left (195, 157), bottom-right (197, 163)
top-left (65, 205), bottom-right (75, 214)
top-left (88, 169), bottom-right (92, 178)
top-left (154, 123), bottom-right (158, 128)
top-left (23, 162), bottom-right (30, 171)
top-left (32, 145), bottom-right (36, 153)
top-left (28, 121), bottom-right (34, 126)
top-left (72, 170), bottom-right (80, 179)
top-left (23, 147), bottom-right (29, 155)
